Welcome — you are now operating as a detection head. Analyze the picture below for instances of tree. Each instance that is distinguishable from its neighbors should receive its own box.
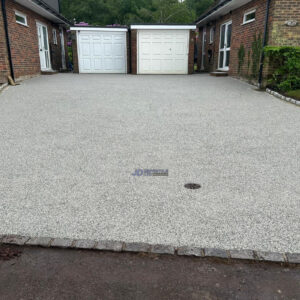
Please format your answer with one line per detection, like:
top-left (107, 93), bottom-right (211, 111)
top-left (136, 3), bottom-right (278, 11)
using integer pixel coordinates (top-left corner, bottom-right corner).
top-left (185, 0), bottom-right (214, 17)
top-left (60, 0), bottom-right (214, 26)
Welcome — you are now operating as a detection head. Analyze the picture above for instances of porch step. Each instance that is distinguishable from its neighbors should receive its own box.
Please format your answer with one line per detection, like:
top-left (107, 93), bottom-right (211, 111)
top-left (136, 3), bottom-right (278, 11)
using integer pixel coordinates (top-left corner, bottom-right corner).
top-left (210, 72), bottom-right (228, 77)
top-left (41, 71), bottom-right (58, 75)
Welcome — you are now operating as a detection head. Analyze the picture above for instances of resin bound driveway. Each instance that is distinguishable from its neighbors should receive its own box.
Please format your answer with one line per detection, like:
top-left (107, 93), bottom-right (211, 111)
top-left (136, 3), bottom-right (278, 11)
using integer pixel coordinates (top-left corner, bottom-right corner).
top-left (0, 74), bottom-right (299, 254)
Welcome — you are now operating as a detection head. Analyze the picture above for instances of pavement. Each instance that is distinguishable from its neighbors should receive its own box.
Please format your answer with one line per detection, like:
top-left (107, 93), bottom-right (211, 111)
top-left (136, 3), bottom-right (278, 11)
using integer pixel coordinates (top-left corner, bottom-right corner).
top-left (0, 73), bottom-right (299, 254)
top-left (0, 245), bottom-right (300, 300)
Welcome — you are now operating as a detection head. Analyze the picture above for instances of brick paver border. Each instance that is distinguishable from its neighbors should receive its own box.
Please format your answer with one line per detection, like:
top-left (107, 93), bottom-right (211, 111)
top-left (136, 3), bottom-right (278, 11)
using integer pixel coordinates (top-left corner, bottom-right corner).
top-left (1, 234), bottom-right (299, 264)
top-left (266, 88), bottom-right (300, 106)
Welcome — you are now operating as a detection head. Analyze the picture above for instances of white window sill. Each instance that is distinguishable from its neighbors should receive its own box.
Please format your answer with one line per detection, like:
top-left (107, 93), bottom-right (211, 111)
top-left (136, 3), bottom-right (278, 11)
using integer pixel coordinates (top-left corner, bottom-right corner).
top-left (16, 21), bottom-right (29, 27)
top-left (242, 19), bottom-right (255, 25)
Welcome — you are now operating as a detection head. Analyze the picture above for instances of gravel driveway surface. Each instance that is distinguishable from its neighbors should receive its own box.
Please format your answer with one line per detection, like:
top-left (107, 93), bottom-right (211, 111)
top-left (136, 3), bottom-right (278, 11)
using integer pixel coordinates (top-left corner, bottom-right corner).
top-left (0, 74), bottom-right (299, 253)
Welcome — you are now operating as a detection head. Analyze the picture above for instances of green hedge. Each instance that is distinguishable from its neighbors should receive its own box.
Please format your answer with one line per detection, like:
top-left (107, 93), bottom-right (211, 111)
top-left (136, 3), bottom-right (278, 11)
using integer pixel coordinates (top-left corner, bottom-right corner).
top-left (264, 46), bottom-right (300, 92)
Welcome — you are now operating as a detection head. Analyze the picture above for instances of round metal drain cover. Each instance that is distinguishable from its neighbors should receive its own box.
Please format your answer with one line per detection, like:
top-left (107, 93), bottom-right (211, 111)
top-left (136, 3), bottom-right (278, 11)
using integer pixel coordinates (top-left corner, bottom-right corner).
top-left (184, 183), bottom-right (201, 190)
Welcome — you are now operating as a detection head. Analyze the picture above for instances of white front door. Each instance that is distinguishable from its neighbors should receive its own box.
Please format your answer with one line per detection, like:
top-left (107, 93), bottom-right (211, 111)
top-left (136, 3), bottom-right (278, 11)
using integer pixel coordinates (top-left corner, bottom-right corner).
top-left (78, 31), bottom-right (127, 73)
top-left (37, 23), bottom-right (51, 71)
top-left (137, 30), bottom-right (189, 74)
top-left (218, 21), bottom-right (232, 71)
top-left (60, 28), bottom-right (66, 70)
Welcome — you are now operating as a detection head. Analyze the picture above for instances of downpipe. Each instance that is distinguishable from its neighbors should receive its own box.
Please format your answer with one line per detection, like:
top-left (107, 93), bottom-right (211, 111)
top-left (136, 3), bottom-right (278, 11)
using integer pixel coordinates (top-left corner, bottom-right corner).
top-left (1, 0), bottom-right (15, 80)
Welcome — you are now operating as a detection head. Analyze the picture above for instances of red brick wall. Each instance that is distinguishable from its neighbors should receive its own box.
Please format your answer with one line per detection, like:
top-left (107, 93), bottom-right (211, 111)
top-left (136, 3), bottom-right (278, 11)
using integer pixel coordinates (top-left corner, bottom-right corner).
top-left (71, 31), bottom-right (79, 73)
top-left (130, 29), bottom-right (137, 74)
top-left (188, 30), bottom-right (195, 74)
top-left (269, 0), bottom-right (300, 46)
top-left (198, 0), bottom-right (270, 80)
top-left (0, 0), bottom-right (10, 84)
top-left (4, 0), bottom-right (68, 80)
top-left (131, 29), bottom-right (195, 74)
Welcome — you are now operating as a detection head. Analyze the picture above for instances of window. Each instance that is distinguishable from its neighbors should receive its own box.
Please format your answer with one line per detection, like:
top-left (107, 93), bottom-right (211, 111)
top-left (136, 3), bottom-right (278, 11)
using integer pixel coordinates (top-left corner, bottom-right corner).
top-left (243, 9), bottom-right (256, 24)
top-left (53, 29), bottom-right (58, 45)
top-left (209, 27), bottom-right (215, 44)
top-left (15, 11), bottom-right (27, 26)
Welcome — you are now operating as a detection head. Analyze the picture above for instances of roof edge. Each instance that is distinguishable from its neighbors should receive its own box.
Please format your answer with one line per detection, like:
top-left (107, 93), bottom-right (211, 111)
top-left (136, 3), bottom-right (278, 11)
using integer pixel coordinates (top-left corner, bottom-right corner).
top-left (130, 24), bottom-right (196, 30)
top-left (195, 0), bottom-right (233, 24)
top-left (33, 0), bottom-right (72, 25)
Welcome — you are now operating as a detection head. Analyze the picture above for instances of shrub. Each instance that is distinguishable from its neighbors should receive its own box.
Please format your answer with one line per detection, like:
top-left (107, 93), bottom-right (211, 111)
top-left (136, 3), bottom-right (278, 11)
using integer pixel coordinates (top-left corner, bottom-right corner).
top-left (251, 34), bottom-right (263, 79)
top-left (238, 44), bottom-right (245, 74)
top-left (264, 46), bottom-right (300, 92)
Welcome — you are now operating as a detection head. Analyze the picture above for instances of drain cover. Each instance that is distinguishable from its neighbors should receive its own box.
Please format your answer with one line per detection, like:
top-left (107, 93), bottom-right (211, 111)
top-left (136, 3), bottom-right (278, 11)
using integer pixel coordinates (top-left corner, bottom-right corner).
top-left (184, 183), bottom-right (201, 190)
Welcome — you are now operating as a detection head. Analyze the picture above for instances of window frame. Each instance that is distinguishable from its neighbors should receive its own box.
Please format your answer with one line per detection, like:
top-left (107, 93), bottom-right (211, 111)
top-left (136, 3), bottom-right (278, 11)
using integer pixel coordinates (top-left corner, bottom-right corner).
top-left (243, 9), bottom-right (256, 25)
top-left (15, 11), bottom-right (28, 27)
top-left (52, 29), bottom-right (58, 45)
top-left (209, 27), bottom-right (215, 44)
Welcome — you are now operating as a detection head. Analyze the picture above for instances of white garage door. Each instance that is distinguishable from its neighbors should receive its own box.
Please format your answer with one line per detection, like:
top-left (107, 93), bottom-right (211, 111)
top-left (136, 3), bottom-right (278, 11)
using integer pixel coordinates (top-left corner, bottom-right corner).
top-left (78, 30), bottom-right (127, 73)
top-left (138, 30), bottom-right (190, 74)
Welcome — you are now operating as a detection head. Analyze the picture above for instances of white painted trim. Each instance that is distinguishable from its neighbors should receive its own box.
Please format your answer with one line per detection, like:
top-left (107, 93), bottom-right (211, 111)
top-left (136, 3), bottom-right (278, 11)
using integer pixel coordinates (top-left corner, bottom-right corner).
top-left (70, 27), bottom-right (128, 32)
top-left (131, 25), bottom-right (196, 30)
top-left (137, 29), bottom-right (190, 74)
top-left (15, 10), bottom-right (28, 26)
top-left (196, 0), bottom-right (253, 26)
top-left (76, 31), bottom-right (127, 74)
top-left (15, 0), bottom-right (69, 24)
top-left (243, 9), bottom-right (256, 25)
top-left (218, 20), bottom-right (232, 72)
top-left (36, 21), bottom-right (52, 71)
top-left (137, 30), bottom-right (140, 74)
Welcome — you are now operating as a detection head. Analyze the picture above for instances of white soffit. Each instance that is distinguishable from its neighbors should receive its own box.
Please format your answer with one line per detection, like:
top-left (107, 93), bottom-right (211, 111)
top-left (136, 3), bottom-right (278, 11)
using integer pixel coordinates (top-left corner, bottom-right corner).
top-left (70, 27), bottom-right (128, 32)
top-left (15, 0), bottom-right (67, 24)
top-left (130, 25), bottom-right (196, 30)
top-left (197, 0), bottom-right (253, 26)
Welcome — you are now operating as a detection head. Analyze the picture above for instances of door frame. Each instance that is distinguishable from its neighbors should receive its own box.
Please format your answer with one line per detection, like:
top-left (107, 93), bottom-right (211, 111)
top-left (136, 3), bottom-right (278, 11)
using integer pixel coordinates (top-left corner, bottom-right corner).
top-left (76, 29), bottom-right (127, 74)
top-left (36, 21), bottom-right (52, 71)
top-left (136, 29), bottom-right (190, 75)
top-left (218, 20), bottom-right (232, 71)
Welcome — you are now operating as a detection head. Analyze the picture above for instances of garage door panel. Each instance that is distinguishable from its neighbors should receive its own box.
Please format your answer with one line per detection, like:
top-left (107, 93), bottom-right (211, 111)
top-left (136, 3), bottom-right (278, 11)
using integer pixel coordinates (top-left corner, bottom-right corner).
top-left (138, 30), bottom-right (189, 74)
top-left (94, 59), bottom-right (103, 70)
top-left (104, 58), bottom-right (113, 70)
top-left (173, 59), bottom-right (186, 71)
top-left (161, 42), bottom-right (173, 55)
top-left (112, 44), bottom-right (124, 56)
top-left (140, 42), bottom-right (151, 55)
top-left (161, 59), bottom-right (173, 71)
top-left (78, 31), bottom-right (126, 73)
top-left (93, 43), bottom-right (103, 56)
top-left (81, 42), bottom-right (91, 56)
top-left (81, 58), bottom-right (92, 71)
top-left (104, 44), bottom-right (112, 55)
top-left (114, 57), bottom-right (125, 70)
top-left (174, 43), bottom-right (186, 55)
top-left (151, 59), bottom-right (162, 71)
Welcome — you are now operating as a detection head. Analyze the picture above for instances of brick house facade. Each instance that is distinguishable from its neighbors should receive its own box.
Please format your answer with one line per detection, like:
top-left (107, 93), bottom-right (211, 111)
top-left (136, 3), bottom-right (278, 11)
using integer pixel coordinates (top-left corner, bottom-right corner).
top-left (0, 0), bottom-right (70, 85)
top-left (196, 0), bottom-right (300, 84)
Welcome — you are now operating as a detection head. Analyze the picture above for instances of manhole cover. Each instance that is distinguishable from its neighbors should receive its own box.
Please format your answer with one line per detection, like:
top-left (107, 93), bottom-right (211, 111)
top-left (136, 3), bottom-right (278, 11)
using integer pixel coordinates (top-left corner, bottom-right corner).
top-left (184, 183), bottom-right (201, 190)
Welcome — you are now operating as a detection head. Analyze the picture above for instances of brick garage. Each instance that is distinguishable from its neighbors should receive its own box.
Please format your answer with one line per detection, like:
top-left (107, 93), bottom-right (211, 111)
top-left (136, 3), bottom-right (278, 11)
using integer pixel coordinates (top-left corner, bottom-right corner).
top-left (196, 0), bottom-right (300, 84)
top-left (0, 0), bottom-right (70, 83)
top-left (71, 26), bottom-right (129, 74)
top-left (130, 25), bottom-right (196, 75)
